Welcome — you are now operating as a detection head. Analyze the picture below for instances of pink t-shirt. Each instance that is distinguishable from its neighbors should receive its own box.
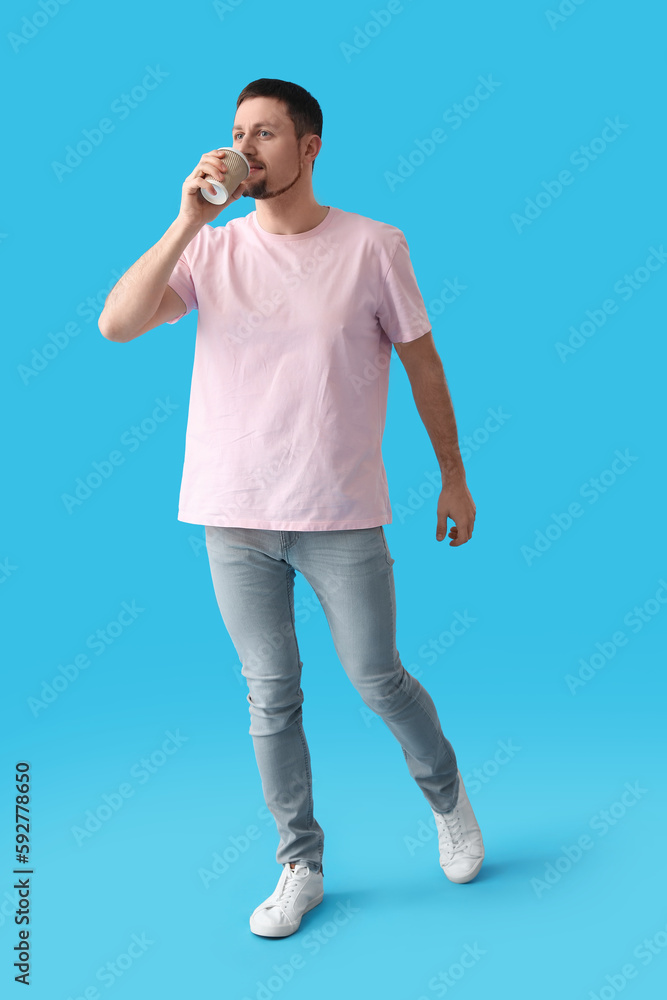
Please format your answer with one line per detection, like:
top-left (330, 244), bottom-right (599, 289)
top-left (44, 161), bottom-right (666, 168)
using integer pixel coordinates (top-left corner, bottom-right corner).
top-left (166, 205), bottom-right (431, 530)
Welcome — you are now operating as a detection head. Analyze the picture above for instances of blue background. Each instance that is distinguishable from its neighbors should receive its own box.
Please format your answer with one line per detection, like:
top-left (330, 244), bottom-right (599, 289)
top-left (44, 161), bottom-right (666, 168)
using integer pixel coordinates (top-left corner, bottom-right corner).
top-left (2, 1), bottom-right (666, 997)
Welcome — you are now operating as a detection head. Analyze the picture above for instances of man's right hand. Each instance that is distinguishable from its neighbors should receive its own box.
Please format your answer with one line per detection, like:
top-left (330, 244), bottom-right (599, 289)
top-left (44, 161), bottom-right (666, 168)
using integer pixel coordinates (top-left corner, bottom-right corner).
top-left (178, 149), bottom-right (250, 229)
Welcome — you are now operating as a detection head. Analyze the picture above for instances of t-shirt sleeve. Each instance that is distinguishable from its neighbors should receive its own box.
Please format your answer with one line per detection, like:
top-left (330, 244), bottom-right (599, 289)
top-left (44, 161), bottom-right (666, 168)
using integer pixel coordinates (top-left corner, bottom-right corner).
top-left (376, 232), bottom-right (431, 344)
top-left (166, 250), bottom-right (198, 324)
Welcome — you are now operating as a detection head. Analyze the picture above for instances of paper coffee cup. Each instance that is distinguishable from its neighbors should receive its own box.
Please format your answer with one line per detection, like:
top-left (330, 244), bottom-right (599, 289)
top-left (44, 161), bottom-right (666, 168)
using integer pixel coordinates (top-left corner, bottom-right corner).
top-left (201, 147), bottom-right (250, 204)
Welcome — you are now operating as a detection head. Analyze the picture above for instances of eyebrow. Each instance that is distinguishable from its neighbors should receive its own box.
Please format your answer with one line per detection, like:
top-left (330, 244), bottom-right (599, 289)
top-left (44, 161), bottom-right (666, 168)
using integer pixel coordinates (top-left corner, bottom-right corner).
top-left (232, 121), bottom-right (281, 131)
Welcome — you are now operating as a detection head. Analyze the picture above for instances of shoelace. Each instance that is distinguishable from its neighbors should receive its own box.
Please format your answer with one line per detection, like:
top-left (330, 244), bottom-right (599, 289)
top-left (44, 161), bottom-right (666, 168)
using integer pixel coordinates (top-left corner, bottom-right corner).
top-left (271, 866), bottom-right (305, 910)
top-left (435, 810), bottom-right (466, 859)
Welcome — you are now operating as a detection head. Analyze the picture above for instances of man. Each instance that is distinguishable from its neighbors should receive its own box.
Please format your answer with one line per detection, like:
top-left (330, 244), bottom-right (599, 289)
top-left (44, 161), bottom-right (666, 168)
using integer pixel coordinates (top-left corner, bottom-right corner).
top-left (99, 78), bottom-right (484, 939)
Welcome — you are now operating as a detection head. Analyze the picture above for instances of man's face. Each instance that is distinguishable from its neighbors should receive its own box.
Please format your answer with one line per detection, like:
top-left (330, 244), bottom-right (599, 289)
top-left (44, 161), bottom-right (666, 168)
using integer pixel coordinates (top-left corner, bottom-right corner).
top-left (231, 96), bottom-right (313, 200)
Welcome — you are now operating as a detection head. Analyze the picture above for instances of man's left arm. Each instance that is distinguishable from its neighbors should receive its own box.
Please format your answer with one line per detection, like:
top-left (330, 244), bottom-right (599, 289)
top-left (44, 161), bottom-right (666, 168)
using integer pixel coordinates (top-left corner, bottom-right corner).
top-left (393, 331), bottom-right (476, 547)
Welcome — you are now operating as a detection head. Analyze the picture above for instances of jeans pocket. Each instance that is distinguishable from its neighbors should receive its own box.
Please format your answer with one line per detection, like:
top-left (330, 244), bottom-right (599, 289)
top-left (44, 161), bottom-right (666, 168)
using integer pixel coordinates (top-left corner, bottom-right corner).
top-left (379, 526), bottom-right (394, 566)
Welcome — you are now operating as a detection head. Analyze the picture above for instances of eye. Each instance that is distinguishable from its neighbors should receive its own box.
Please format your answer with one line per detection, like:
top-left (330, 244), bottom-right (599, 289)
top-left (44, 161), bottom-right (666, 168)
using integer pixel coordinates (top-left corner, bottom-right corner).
top-left (233, 131), bottom-right (271, 139)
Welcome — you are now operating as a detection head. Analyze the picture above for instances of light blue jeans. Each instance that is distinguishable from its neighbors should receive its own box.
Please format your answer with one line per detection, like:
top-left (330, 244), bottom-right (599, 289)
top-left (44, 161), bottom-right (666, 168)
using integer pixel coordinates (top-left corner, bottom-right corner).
top-left (204, 525), bottom-right (460, 875)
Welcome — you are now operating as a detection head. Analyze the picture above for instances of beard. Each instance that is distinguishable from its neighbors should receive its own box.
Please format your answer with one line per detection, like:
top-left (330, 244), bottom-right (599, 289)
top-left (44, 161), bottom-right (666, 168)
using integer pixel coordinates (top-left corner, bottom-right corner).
top-left (241, 155), bottom-right (304, 200)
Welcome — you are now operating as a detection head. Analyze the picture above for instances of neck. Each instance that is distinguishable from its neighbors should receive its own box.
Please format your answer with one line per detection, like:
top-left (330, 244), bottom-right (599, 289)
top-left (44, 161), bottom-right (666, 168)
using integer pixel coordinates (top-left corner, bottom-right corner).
top-left (254, 185), bottom-right (329, 236)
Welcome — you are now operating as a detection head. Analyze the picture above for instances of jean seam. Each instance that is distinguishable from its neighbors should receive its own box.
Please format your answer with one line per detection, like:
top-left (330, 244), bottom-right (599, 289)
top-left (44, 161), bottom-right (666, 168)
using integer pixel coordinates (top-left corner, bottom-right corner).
top-left (379, 526), bottom-right (392, 566)
top-left (384, 554), bottom-right (453, 769)
top-left (285, 562), bottom-right (323, 872)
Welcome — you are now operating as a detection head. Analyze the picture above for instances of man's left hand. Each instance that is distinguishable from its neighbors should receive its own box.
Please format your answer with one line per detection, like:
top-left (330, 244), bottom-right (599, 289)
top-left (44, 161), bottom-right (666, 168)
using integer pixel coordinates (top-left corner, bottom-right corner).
top-left (436, 480), bottom-right (476, 546)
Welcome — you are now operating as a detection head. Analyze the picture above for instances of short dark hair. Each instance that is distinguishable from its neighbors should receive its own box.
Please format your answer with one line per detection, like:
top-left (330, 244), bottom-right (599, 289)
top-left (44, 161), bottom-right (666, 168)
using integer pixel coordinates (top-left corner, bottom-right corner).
top-left (235, 78), bottom-right (323, 173)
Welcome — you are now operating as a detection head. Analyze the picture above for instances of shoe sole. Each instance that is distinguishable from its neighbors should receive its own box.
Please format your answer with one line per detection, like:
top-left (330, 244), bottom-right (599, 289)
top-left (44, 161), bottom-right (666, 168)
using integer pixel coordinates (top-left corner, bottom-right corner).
top-left (442, 855), bottom-right (484, 883)
top-left (249, 890), bottom-right (324, 938)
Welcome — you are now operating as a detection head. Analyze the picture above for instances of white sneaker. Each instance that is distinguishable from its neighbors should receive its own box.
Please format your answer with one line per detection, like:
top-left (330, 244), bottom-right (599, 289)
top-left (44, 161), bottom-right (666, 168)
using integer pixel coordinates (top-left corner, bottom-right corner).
top-left (249, 862), bottom-right (324, 938)
top-left (431, 771), bottom-right (485, 883)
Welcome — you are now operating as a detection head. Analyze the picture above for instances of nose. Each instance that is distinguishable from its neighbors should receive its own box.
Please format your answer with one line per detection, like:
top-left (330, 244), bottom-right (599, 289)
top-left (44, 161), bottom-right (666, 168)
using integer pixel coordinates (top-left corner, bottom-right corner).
top-left (235, 136), bottom-right (256, 159)
top-left (232, 136), bottom-right (262, 170)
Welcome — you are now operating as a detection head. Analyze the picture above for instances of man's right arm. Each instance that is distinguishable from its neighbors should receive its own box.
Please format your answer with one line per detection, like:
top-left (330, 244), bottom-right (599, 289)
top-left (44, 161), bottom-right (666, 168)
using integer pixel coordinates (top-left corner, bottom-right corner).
top-left (98, 217), bottom-right (202, 343)
top-left (99, 146), bottom-right (251, 343)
